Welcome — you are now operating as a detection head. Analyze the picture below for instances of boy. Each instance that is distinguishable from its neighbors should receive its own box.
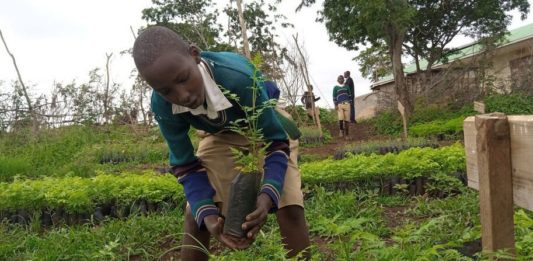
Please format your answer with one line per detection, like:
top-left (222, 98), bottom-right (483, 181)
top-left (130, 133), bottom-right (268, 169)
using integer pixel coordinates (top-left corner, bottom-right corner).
top-left (343, 71), bottom-right (356, 123)
top-left (132, 26), bottom-right (310, 260)
top-left (333, 75), bottom-right (352, 139)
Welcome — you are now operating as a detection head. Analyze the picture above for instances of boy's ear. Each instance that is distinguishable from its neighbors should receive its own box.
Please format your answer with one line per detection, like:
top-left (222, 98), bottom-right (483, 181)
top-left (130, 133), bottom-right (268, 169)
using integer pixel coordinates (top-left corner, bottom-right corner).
top-left (188, 45), bottom-right (201, 64)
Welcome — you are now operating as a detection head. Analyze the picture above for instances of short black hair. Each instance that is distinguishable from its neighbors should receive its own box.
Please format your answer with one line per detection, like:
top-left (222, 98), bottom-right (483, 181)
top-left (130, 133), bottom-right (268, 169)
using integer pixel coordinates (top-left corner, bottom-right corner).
top-left (344, 71), bottom-right (351, 76)
top-left (133, 26), bottom-right (189, 71)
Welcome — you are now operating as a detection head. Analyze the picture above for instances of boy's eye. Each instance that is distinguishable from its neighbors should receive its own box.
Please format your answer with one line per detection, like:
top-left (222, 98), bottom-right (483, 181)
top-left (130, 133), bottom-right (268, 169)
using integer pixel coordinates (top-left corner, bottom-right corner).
top-left (174, 71), bottom-right (190, 84)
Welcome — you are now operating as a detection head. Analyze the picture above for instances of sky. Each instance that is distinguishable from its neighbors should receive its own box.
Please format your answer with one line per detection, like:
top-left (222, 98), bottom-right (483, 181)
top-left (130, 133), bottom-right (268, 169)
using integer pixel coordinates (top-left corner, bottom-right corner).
top-left (1, 0), bottom-right (533, 108)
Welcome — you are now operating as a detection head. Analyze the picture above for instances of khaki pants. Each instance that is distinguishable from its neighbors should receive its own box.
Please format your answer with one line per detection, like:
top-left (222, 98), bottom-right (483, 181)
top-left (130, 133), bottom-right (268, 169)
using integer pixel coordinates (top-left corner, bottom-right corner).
top-left (337, 102), bottom-right (351, 121)
top-left (196, 132), bottom-right (304, 216)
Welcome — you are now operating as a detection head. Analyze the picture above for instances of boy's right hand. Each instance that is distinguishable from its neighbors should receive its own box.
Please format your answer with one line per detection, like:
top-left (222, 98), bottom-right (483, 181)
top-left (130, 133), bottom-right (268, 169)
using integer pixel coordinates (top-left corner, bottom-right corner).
top-left (204, 215), bottom-right (252, 250)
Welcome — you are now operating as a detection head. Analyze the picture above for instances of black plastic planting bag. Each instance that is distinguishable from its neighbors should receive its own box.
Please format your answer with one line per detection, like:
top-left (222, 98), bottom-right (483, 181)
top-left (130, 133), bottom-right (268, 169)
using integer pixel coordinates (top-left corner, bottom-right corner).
top-left (223, 172), bottom-right (261, 238)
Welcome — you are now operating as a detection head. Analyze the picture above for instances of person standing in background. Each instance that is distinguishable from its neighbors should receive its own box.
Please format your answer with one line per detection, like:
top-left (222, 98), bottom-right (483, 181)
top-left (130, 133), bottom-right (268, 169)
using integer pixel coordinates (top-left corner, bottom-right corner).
top-left (333, 75), bottom-right (351, 139)
top-left (300, 85), bottom-right (320, 122)
top-left (343, 71), bottom-right (356, 123)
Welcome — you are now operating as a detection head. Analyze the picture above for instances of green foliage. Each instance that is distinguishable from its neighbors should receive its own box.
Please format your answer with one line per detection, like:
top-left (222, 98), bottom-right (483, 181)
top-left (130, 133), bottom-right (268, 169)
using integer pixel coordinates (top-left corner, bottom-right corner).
top-left (355, 41), bottom-right (391, 81)
top-left (515, 209), bottom-right (533, 259)
top-left (369, 110), bottom-right (403, 135)
top-left (318, 108), bottom-right (337, 124)
top-left (306, 187), bottom-right (389, 238)
top-left (336, 137), bottom-right (438, 159)
top-left (0, 172), bottom-right (183, 214)
top-left (141, 0), bottom-right (231, 51)
top-left (301, 144), bottom-right (466, 185)
top-left (299, 127), bottom-right (331, 147)
top-left (405, 0), bottom-right (530, 76)
top-left (223, 0), bottom-right (292, 79)
top-left (0, 209), bottom-right (185, 260)
top-left (286, 105), bottom-right (336, 125)
top-left (409, 116), bottom-right (465, 138)
top-left (0, 156), bottom-right (32, 182)
top-left (223, 54), bottom-right (272, 173)
top-left (485, 93), bottom-right (533, 115)
top-left (370, 104), bottom-right (475, 137)
top-left (0, 125), bottom-right (169, 181)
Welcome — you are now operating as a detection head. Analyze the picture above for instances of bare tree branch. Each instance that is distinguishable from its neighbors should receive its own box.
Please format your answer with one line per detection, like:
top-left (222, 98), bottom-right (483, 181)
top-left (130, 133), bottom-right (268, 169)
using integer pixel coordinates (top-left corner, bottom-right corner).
top-left (0, 29), bottom-right (34, 120)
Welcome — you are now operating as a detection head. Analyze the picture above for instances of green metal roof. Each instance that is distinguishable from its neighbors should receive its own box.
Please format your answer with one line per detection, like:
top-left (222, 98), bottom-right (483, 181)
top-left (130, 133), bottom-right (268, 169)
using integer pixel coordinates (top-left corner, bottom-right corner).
top-left (372, 22), bottom-right (533, 87)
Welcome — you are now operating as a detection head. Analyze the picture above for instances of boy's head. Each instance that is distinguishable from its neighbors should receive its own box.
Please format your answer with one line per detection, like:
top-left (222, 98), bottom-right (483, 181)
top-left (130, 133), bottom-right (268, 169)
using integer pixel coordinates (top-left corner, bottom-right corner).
top-left (344, 71), bottom-right (350, 78)
top-left (133, 26), bottom-right (205, 109)
top-left (337, 75), bottom-right (344, 84)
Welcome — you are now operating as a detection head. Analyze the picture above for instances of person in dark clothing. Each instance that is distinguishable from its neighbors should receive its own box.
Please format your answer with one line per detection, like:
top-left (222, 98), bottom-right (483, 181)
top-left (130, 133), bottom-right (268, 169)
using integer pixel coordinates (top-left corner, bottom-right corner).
top-left (300, 85), bottom-right (320, 122)
top-left (344, 71), bottom-right (356, 123)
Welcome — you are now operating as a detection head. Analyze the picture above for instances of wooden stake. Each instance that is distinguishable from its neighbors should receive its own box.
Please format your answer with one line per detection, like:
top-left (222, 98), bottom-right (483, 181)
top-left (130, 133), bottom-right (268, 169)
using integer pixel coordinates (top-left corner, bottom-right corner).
top-left (475, 113), bottom-right (515, 259)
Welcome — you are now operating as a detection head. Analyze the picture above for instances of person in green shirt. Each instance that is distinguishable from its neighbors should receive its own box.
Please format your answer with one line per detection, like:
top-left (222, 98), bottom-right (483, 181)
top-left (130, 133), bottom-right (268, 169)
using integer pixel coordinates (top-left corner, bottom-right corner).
top-left (332, 75), bottom-right (352, 139)
top-left (132, 26), bottom-right (309, 260)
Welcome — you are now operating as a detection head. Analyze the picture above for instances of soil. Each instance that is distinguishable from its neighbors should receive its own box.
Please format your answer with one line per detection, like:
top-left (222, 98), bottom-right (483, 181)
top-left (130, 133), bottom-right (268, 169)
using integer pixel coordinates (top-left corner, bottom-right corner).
top-left (310, 235), bottom-right (336, 261)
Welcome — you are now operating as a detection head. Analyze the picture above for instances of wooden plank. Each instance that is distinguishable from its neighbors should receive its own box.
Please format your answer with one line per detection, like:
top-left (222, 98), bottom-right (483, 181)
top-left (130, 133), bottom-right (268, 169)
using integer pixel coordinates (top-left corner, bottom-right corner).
top-left (507, 116), bottom-right (533, 211)
top-left (475, 113), bottom-right (515, 256)
top-left (464, 117), bottom-right (478, 189)
top-left (474, 101), bottom-right (486, 113)
top-left (465, 115), bottom-right (533, 211)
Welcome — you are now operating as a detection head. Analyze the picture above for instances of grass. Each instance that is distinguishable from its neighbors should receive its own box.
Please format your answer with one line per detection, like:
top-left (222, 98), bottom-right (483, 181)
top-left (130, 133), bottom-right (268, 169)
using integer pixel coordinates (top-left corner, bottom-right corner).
top-left (0, 209), bottom-right (186, 260)
top-left (0, 125), bottom-right (199, 182)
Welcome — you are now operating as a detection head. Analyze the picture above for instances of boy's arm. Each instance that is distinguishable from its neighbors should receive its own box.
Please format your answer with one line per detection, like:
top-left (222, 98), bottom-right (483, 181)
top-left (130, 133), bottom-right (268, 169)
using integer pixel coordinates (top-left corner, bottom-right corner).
top-left (333, 86), bottom-right (338, 106)
top-left (239, 80), bottom-right (290, 210)
top-left (156, 115), bottom-right (218, 229)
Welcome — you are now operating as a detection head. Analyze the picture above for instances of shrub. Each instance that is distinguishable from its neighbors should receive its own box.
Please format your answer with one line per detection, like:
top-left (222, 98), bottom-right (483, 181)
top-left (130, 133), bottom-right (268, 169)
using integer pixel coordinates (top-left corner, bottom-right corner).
top-left (0, 156), bottom-right (32, 182)
top-left (301, 144), bottom-right (466, 184)
top-left (370, 111), bottom-right (403, 136)
top-left (409, 116), bottom-right (465, 138)
top-left (0, 172), bottom-right (183, 214)
top-left (299, 127), bottom-right (332, 146)
top-left (334, 137), bottom-right (439, 159)
top-left (485, 93), bottom-right (533, 114)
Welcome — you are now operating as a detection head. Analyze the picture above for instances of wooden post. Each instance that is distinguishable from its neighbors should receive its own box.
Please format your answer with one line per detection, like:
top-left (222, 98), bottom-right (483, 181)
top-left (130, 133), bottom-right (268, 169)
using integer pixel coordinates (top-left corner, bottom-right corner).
top-left (475, 113), bottom-right (515, 258)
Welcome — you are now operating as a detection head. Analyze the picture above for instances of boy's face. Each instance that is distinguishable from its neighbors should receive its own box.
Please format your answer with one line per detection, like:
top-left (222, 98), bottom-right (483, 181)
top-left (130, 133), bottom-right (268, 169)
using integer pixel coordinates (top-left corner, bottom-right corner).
top-left (343, 71), bottom-right (349, 78)
top-left (337, 76), bottom-right (344, 84)
top-left (141, 46), bottom-right (205, 109)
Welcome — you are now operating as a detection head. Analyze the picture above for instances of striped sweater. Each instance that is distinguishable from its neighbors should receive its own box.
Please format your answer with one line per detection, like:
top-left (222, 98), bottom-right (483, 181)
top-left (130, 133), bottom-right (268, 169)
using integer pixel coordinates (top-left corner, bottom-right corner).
top-left (332, 84), bottom-right (352, 105)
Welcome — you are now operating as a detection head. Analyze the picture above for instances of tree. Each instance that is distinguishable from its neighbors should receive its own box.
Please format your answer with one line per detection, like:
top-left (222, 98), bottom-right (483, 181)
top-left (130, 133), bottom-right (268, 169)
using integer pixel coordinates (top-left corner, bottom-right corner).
top-left (1, 29), bottom-right (37, 130)
top-left (235, 0), bottom-right (251, 59)
top-left (354, 41), bottom-right (392, 82)
top-left (142, 0), bottom-right (232, 51)
top-left (404, 0), bottom-right (529, 97)
top-left (298, 0), bottom-right (414, 138)
top-left (299, 0), bottom-right (529, 134)
top-left (224, 0), bottom-right (292, 79)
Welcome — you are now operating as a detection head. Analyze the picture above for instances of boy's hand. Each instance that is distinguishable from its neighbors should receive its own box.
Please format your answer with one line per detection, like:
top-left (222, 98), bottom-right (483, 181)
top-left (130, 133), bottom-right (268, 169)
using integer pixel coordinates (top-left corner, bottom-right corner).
top-left (204, 215), bottom-right (251, 250)
top-left (242, 193), bottom-right (273, 240)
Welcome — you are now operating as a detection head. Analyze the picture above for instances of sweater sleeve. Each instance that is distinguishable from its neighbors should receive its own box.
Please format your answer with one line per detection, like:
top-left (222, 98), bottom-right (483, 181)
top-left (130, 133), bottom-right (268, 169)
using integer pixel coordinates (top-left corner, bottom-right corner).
top-left (333, 86), bottom-right (338, 105)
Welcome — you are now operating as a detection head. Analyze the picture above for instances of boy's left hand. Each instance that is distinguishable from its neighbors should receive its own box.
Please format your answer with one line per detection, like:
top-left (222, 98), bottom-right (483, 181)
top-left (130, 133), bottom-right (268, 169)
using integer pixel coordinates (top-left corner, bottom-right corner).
top-left (242, 193), bottom-right (273, 240)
